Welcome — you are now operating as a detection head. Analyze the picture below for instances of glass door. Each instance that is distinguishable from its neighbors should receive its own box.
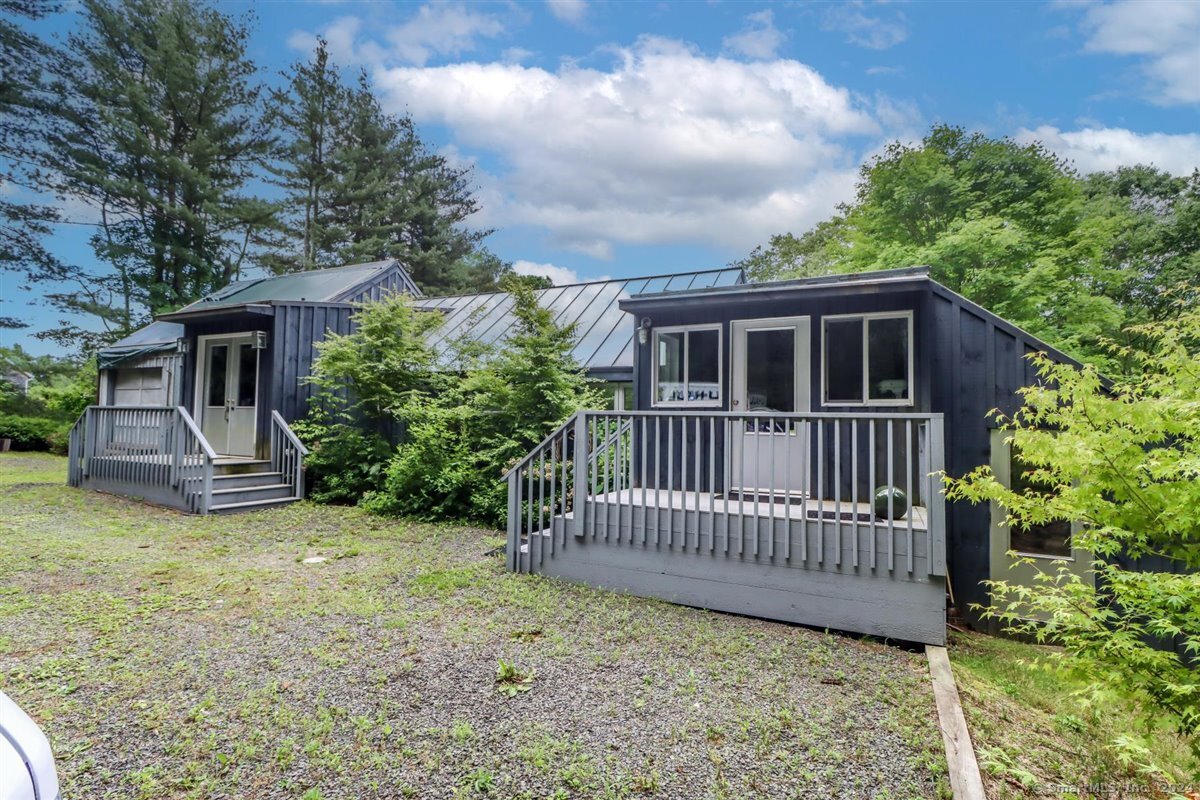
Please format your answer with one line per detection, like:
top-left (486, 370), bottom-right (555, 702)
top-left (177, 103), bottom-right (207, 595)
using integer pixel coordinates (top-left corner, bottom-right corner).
top-left (198, 334), bottom-right (258, 457)
top-left (729, 317), bottom-right (810, 498)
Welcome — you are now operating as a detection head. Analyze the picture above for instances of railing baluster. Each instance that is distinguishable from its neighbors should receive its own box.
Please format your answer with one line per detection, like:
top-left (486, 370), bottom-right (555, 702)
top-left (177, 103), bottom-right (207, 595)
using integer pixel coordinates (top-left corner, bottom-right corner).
top-left (693, 415), bottom-right (701, 553)
top-left (906, 419), bottom-right (914, 575)
top-left (666, 418), bottom-right (675, 548)
top-left (653, 415), bottom-right (661, 548)
top-left (834, 419), bottom-right (842, 566)
top-left (708, 416), bottom-right (715, 554)
top-left (767, 416), bottom-right (775, 560)
top-left (817, 419), bottom-right (824, 565)
top-left (851, 419), bottom-right (859, 569)
top-left (640, 417), bottom-right (648, 546)
top-left (887, 419), bottom-right (895, 573)
top-left (800, 418), bottom-right (808, 563)
top-left (783, 416), bottom-right (791, 562)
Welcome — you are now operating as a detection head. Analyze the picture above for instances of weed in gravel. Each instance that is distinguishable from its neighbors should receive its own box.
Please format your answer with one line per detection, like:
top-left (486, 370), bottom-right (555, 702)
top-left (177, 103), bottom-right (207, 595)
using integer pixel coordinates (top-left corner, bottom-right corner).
top-left (495, 659), bottom-right (536, 697)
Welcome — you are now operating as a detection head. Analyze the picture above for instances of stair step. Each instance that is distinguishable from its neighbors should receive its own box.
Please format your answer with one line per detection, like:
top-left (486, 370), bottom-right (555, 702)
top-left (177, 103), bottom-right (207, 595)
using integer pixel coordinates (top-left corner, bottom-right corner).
top-left (210, 496), bottom-right (299, 514)
top-left (210, 482), bottom-right (294, 505)
top-left (213, 459), bottom-right (273, 477)
top-left (212, 471), bottom-right (285, 489)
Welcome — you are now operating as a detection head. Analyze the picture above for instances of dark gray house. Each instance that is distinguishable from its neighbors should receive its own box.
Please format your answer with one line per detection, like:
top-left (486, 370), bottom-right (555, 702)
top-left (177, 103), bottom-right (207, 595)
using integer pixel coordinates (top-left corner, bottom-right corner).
top-left (72, 261), bottom-right (1085, 645)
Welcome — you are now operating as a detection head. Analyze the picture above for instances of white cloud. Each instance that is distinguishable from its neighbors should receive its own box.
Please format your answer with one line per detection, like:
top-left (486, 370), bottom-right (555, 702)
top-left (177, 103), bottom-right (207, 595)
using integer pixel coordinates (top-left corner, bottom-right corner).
top-left (289, 4), bottom-right (506, 67)
top-left (822, 3), bottom-right (908, 51)
top-left (1076, 0), bottom-right (1200, 105)
top-left (1018, 125), bottom-right (1200, 175)
top-left (512, 259), bottom-right (598, 285)
top-left (722, 10), bottom-right (785, 60)
top-left (371, 36), bottom-right (881, 255)
top-left (546, 0), bottom-right (587, 26)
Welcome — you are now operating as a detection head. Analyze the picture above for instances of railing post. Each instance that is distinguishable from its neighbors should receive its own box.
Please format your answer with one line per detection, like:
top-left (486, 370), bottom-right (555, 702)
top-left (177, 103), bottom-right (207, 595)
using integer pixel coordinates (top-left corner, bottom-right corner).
top-left (83, 406), bottom-right (95, 477)
top-left (927, 415), bottom-right (947, 577)
top-left (506, 470), bottom-right (520, 572)
top-left (573, 412), bottom-right (587, 538)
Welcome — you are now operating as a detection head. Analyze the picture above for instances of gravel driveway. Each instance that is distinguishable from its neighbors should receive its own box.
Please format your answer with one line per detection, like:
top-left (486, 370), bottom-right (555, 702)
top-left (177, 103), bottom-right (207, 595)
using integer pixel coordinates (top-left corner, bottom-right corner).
top-left (0, 453), bottom-right (948, 799)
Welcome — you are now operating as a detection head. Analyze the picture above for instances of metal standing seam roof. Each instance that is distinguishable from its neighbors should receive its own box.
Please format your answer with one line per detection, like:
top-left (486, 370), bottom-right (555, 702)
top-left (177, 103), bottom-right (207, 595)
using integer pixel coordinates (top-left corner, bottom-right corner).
top-left (168, 260), bottom-right (404, 314)
top-left (417, 267), bottom-right (746, 375)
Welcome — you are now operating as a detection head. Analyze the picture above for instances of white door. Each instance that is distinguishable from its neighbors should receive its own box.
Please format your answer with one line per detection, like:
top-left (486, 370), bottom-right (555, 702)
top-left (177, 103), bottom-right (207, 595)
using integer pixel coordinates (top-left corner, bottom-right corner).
top-left (729, 317), bottom-right (810, 498)
top-left (197, 334), bottom-right (258, 457)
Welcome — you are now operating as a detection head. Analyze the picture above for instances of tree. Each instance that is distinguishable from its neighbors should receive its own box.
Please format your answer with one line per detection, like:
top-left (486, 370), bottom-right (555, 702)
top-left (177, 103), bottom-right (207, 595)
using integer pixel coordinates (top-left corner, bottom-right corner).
top-left (40, 0), bottom-right (275, 340)
top-left (263, 38), bottom-right (345, 274)
top-left (943, 304), bottom-right (1200, 771)
top-left (735, 125), bottom-right (1142, 368)
top-left (0, 0), bottom-right (63, 331)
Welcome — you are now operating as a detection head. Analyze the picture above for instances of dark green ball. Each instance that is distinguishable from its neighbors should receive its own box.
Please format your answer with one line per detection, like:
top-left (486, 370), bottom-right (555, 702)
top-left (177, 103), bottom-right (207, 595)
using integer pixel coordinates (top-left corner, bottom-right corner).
top-left (873, 486), bottom-right (908, 520)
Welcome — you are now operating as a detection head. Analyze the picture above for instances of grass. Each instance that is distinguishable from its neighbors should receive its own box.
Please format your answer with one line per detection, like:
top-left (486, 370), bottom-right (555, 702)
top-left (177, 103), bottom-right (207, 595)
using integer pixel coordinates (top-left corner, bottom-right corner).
top-left (0, 453), bottom-right (948, 799)
top-left (949, 630), bottom-right (1195, 797)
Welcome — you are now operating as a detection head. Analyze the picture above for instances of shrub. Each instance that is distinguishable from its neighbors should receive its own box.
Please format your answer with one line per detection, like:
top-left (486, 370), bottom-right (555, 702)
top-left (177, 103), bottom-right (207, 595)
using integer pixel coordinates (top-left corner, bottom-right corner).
top-left (0, 414), bottom-right (68, 452)
top-left (944, 300), bottom-right (1200, 772)
top-left (290, 412), bottom-right (392, 505)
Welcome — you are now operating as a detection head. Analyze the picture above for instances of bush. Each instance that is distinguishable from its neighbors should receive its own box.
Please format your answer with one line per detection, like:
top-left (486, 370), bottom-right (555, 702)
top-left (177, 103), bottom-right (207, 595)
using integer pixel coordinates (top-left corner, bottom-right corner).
top-left (944, 300), bottom-right (1200, 772)
top-left (290, 412), bottom-right (392, 505)
top-left (0, 414), bottom-right (68, 452)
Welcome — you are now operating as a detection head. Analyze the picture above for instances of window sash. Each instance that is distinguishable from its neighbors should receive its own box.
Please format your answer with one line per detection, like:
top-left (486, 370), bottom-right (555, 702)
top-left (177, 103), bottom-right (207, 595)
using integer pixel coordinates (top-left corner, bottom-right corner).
top-left (821, 312), bottom-right (913, 407)
top-left (652, 325), bottom-right (723, 407)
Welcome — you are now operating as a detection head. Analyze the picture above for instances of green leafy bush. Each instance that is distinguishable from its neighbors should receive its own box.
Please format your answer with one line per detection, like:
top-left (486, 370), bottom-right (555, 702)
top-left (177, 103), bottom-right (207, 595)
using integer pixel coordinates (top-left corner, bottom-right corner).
top-left (290, 411), bottom-right (392, 505)
top-left (944, 299), bottom-right (1200, 773)
top-left (0, 414), bottom-right (68, 452)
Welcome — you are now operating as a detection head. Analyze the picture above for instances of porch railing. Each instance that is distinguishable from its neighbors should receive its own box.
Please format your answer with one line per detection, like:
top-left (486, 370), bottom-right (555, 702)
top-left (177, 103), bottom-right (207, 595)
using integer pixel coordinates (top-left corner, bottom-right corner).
top-left (506, 410), bottom-right (946, 577)
top-left (66, 405), bottom-right (215, 514)
top-left (270, 410), bottom-right (309, 501)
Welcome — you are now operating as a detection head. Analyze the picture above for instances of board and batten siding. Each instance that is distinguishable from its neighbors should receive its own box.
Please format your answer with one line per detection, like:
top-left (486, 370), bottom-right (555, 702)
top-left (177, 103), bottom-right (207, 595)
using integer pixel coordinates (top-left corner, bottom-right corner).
top-left (268, 302), bottom-right (357, 425)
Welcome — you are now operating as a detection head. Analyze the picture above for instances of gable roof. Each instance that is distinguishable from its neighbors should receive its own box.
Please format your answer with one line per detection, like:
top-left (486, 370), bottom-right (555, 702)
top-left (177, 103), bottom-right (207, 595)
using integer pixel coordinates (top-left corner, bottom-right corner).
top-left (159, 259), bottom-right (420, 321)
top-left (417, 267), bottom-right (745, 379)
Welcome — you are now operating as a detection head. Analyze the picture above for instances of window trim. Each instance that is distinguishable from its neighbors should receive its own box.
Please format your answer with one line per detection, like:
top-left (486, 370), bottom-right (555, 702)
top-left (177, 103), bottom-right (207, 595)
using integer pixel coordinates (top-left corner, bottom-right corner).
top-left (820, 311), bottom-right (915, 407)
top-left (651, 323), bottom-right (723, 408)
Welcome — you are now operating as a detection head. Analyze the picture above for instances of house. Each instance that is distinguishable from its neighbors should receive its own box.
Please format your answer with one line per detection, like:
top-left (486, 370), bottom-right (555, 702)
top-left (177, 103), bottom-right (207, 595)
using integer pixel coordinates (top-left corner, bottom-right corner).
top-left (2, 370), bottom-right (34, 395)
top-left (72, 261), bottom-right (744, 514)
top-left (71, 260), bottom-right (1085, 645)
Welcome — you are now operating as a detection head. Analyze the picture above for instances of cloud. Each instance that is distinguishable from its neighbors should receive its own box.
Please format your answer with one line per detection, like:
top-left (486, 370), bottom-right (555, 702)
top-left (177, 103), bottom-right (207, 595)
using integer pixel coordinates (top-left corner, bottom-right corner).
top-left (722, 10), bottom-right (785, 60)
top-left (1018, 125), bottom-right (1200, 175)
top-left (512, 259), bottom-right (597, 285)
top-left (822, 3), bottom-right (908, 51)
top-left (1076, 0), bottom-right (1200, 105)
top-left (865, 65), bottom-right (901, 76)
top-left (289, 4), bottom-right (506, 67)
top-left (546, 0), bottom-right (587, 25)
top-left (371, 36), bottom-right (882, 255)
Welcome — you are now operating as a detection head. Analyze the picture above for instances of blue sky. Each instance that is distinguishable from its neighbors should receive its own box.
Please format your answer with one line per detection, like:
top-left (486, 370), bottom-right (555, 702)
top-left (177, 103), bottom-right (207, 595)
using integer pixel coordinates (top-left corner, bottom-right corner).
top-left (5, 0), bottom-right (1199, 355)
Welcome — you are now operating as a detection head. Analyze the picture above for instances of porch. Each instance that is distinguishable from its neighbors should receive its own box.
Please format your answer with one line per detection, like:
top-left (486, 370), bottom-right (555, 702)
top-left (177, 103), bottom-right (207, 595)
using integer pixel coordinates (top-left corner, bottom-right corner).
top-left (66, 405), bottom-right (308, 514)
top-left (507, 410), bottom-right (948, 644)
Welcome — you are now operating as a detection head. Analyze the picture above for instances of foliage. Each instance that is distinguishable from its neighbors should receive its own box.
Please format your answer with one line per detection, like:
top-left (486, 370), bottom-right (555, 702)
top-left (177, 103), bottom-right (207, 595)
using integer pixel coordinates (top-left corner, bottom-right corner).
top-left (494, 660), bottom-right (536, 697)
top-left (32, 0), bottom-right (274, 348)
top-left (267, 42), bottom-right (503, 294)
top-left (0, 414), bottom-right (67, 452)
top-left (308, 293), bottom-right (442, 421)
top-left (943, 303), bottom-right (1200, 769)
top-left (366, 278), bottom-right (602, 525)
top-left (734, 124), bottom-right (1199, 370)
top-left (289, 405), bottom-right (391, 505)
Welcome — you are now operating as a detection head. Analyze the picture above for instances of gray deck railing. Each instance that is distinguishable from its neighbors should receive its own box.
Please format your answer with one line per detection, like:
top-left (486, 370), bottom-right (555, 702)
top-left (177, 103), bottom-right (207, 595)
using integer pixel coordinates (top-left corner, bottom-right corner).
top-left (507, 410), bottom-right (947, 576)
top-left (66, 405), bottom-right (216, 514)
top-left (270, 410), bottom-right (309, 501)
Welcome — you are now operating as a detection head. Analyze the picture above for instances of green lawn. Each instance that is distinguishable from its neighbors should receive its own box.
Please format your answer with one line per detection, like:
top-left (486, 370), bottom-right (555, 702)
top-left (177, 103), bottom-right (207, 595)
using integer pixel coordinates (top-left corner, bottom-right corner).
top-left (950, 630), bottom-right (1195, 798)
top-left (0, 453), bottom-right (948, 799)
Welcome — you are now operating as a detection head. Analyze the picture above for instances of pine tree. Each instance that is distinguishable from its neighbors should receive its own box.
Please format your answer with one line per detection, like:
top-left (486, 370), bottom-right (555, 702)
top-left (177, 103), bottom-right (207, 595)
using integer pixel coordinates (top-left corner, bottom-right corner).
top-left (264, 38), bottom-right (345, 274)
top-left (42, 0), bottom-right (274, 330)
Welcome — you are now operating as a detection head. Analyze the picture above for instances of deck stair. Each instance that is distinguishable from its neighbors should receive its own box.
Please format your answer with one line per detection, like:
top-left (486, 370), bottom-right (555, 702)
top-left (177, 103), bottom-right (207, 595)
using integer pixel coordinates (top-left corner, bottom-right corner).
top-left (209, 460), bottom-right (298, 513)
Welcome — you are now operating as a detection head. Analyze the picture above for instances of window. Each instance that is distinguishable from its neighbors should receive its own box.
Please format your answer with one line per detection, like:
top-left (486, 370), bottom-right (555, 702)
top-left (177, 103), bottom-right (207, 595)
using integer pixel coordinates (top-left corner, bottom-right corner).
top-left (1007, 445), bottom-right (1072, 558)
top-left (206, 344), bottom-right (228, 407)
top-left (822, 312), bottom-right (912, 405)
top-left (236, 344), bottom-right (258, 407)
top-left (653, 326), bottom-right (721, 406)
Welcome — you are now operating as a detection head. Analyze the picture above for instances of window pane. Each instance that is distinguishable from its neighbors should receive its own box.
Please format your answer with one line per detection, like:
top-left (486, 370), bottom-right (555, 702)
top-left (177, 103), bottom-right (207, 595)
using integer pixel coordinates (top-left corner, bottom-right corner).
top-left (746, 329), bottom-right (794, 412)
top-left (236, 345), bottom-right (257, 407)
top-left (657, 331), bottom-right (685, 403)
top-left (687, 329), bottom-right (720, 402)
top-left (206, 345), bottom-right (227, 407)
top-left (824, 319), bottom-right (863, 403)
top-left (1009, 448), bottom-right (1072, 557)
top-left (868, 317), bottom-right (909, 401)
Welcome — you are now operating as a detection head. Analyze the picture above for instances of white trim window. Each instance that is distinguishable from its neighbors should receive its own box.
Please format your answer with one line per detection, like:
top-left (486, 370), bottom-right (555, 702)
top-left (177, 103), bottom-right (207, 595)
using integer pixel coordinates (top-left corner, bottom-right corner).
top-left (652, 325), bottom-right (722, 407)
top-left (821, 311), bottom-right (914, 406)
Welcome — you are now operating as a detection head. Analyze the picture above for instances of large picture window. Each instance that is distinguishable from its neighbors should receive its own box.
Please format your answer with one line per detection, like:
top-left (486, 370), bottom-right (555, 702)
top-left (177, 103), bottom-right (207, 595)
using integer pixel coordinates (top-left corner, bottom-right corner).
top-left (822, 312), bottom-right (913, 406)
top-left (653, 325), bottom-right (721, 406)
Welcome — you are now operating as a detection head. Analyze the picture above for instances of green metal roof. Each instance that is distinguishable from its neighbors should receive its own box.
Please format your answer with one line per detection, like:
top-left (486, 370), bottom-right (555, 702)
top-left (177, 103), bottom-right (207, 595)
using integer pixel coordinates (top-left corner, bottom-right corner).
top-left (167, 260), bottom-right (404, 315)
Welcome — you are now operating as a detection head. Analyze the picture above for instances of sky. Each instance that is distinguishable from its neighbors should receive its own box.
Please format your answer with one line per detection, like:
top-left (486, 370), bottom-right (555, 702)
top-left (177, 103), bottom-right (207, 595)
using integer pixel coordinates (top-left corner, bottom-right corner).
top-left (4, 0), bottom-right (1200, 356)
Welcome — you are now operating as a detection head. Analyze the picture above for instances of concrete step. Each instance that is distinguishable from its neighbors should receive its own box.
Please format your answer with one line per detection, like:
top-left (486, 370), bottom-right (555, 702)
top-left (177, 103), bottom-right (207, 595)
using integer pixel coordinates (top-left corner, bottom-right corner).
top-left (210, 483), bottom-right (294, 506)
top-left (209, 496), bottom-right (299, 515)
top-left (212, 471), bottom-right (285, 489)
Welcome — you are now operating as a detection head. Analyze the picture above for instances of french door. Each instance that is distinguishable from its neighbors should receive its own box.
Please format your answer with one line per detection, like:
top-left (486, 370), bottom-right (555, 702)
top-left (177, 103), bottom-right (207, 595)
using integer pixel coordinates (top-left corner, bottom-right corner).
top-left (729, 317), bottom-right (810, 498)
top-left (196, 334), bottom-right (259, 457)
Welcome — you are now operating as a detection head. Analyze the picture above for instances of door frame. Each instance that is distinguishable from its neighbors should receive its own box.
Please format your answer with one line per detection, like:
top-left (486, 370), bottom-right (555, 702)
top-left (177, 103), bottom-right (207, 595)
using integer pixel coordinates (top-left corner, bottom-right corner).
top-left (193, 332), bottom-right (260, 456)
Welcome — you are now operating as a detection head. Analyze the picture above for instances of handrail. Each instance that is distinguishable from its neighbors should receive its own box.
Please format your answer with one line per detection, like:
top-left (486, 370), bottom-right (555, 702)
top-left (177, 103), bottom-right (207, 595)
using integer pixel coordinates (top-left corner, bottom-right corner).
top-left (270, 410), bottom-right (310, 456)
top-left (177, 406), bottom-right (218, 460)
top-left (504, 412), bottom-right (580, 478)
top-left (585, 410), bottom-right (944, 421)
